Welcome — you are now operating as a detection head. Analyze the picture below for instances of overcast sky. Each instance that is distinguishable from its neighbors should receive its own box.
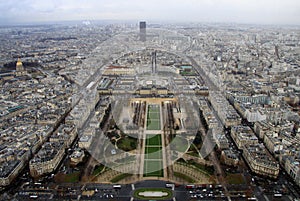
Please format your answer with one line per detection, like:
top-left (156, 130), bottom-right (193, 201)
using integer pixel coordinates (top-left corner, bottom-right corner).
top-left (0, 0), bottom-right (299, 25)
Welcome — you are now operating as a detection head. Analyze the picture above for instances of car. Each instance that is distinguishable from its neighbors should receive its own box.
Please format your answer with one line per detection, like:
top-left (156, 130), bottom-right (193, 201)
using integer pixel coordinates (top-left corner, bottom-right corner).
top-left (166, 183), bottom-right (174, 188)
top-left (197, 194), bottom-right (204, 198)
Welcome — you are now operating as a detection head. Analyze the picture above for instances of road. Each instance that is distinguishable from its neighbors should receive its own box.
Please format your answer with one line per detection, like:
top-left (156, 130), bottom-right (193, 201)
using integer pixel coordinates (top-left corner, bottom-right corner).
top-left (188, 56), bottom-right (220, 92)
top-left (81, 112), bottom-right (112, 182)
top-left (197, 114), bottom-right (231, 201)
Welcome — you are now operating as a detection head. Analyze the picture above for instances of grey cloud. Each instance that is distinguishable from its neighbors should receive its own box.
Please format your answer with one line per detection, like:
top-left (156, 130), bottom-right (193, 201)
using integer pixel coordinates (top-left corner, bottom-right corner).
top-left (0, 0), bottom-right (299, 25)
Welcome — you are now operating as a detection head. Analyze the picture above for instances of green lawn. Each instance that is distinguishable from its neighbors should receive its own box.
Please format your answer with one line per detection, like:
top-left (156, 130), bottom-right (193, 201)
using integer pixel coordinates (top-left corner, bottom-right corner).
top-left (134, 188), bottom-right (173, 200)
top-left (144, 160), bottom-right (162, 171)
top-left (186, 151), bottom-right (200, 157)
top-left (176, 159), bottom-right (215, 176)
top-left (180, 71), bottom-right (197, 76)
top-left (145, 146), bottom-right (161, 153)
top-left (143, 168), bottom-right (164, 177)
top-left (146, 152), bottom-right (161, 160)
top-left (143, 133), bottom-right (163, 177)
top-left (189, 161), bottom-right (215, 175)
top-left (148, 113), bottom-right (160, 120)
top-left (145, 149), bottom-right (162, 160)
top-left (226, 173), bottom-right (245, 184)
top-left (148, 110), bottom-right (160, 118)
top-left (143, 160), bottom-right (163, 177)
top-left (110, 173), bottom-right (132, 183)
top-left (171, 137), bottom-right (189, 153)
top-left (92, 165), bottom-right (105, 176)
top-left (116, 136), bottom-right (137, 151)
top-left (145, 145), bottom-right (162, 160)
top-left (146, 134), bottom-right (162, 146)
top-left (174, 172), bottom-right (195, 183)
top-left (55, 172), bottom-right (80, 183)
top-left (64, 172), bottom-right (80, 183)
top-left (146, 120), bottom-right (161, 130)
top-left (146, 105), bottom-right (161, 130)
top-left (148, 105), bottom-right (160, 112)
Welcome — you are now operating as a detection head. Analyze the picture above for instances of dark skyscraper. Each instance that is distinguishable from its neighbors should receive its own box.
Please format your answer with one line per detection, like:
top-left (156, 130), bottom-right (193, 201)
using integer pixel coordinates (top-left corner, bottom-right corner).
top-left (139, 21), bottom-right (146, 42)
top-left (275, 45), bottom-right (279, 60)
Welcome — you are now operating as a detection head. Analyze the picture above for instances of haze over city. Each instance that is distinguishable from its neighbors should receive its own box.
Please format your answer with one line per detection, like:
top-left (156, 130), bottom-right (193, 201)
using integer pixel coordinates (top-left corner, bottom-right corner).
top-left (0, 0), bottom-right (300, 25)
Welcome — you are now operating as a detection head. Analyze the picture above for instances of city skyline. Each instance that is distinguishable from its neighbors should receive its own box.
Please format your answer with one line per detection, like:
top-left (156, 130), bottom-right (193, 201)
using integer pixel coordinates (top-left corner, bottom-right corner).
top-left (0, 0), bottom-right (300, 25)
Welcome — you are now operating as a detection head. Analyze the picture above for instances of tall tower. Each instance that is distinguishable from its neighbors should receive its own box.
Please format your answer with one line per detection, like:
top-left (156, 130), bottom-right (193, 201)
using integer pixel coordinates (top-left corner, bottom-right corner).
top-left (275, 45), bottom-right (279, 60)
top-left (139, 21), bottom-right (146, 42)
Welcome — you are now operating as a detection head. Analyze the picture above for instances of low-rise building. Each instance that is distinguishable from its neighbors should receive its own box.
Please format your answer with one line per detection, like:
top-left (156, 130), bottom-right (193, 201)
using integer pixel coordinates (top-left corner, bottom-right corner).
top-left (78, 126), bottom-right (96, 150)
top-left (29, 141), bottom-right (65, 177)
top-left (137, 86), bottom-right (169, 96)
top-left (103, 65), bottom-right (135, 76)
top-left (209, 92), bottom-right (241, 128)
top-left (284, 157), bottom-right (300, 187)
top-left (70, 149), bottom-right (85, 166)
top-left (231, 126), bottom-right (258, 150)
top-left (263, 132), bottom-right (283, 155)
top-left (214, 133), bottom-right (230, 150)
top-left (50, 124), bottom-right (77, 148)
top-left (78, 135), bottom-right (93, 149)
top-left (243, 144), bottom-right (279, 178)
top-left (221, 149), bottom-right (239, 166)
top-left (0, 160), bottom-right (25, 186)
top-left (254, 121), bottom-right (273, 139)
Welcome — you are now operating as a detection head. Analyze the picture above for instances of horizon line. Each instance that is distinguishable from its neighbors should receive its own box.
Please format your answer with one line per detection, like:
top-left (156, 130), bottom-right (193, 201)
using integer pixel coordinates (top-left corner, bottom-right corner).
top-left (0, 19), bottom-right (300, 28)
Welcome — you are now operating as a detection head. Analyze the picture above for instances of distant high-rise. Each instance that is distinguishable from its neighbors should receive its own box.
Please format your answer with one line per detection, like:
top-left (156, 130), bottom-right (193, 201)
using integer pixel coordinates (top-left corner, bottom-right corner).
top-left (252, 35), bottom-right (256, 43)
top-left (139, 21), bottom-right (146, 42)
top-left (275, 45), bottom-right (279, 60)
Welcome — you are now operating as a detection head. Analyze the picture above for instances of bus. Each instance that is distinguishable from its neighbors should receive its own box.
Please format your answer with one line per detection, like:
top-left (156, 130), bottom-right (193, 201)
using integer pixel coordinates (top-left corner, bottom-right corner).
top-left (274, 193), bottom-right (282, 197)
top-left (185, 185), bottom-right (195, 189)
top-left (29, 195), bottom-right (38, 199)
top-left (113, 185), bottom-right (121, 189)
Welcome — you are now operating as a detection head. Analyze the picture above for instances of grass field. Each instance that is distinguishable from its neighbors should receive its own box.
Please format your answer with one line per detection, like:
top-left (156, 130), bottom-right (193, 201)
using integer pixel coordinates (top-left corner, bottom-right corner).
top-left (146, 152), bottom-right (161, 160)
top-left (92, 165), bottom-right (105, 176)
top-left (55, 172), bottom-right (80, 183)
top-left (146, 105), bottom-right (161, 130)
top-left (144, 134), bottom-right (164, 177)
top-left (110, 173), bottom-right (132, 183)
top-left (116, 136), bottom-right (137, 151)
top-left (145, 146), bottom-right (162, 160)
top-left (133, 188), bottom-right (173, 200)
top-left (143, 161), bottom-right (164, 177)
top-left (226, 173), bottom-right (245, 184)
top-left (146, 134), bottom-right (162, 146)
top-left (170, 137), bottom-right (189, 153)
top-left (174, 172), bottom-right (195, 183)
top-left (145, 146), bottom-right (162, 153)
